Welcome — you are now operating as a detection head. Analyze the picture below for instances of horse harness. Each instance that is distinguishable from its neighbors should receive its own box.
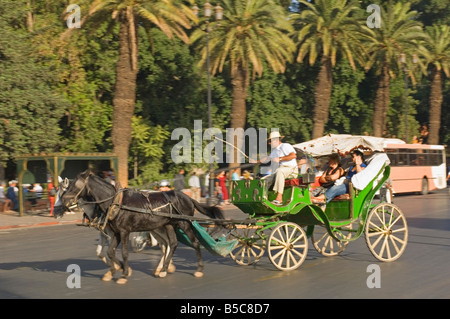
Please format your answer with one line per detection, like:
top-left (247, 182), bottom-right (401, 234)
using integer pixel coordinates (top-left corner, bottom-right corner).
top-left (74, 183), bottom-right (255, 234)
top-left (101, 190), bottom-right (195, 229)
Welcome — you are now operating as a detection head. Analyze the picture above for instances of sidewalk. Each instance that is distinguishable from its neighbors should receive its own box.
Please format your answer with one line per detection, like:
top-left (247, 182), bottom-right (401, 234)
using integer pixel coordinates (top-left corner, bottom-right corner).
top-left (0, 209), bottom-right (83, 230)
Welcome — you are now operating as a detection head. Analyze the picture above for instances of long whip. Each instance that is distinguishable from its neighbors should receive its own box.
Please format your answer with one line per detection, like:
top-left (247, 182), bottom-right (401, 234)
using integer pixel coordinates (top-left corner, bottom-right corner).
top-left (212, 135), bottom-right (249, 159)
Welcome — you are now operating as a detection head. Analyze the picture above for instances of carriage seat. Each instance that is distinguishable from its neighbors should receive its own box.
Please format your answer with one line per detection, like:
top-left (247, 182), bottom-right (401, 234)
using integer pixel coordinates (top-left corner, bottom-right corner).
top-left (284, 175), bottom-right (320, 187)
top-left (284, 178), bottom-right (304, 187)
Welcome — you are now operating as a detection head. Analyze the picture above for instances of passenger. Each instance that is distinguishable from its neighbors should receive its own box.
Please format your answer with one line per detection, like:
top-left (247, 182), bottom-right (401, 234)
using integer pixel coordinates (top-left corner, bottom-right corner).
top-left (311, 154), bottom-right (344, 201)
top-left (323, 150), bottom-right (366, 203)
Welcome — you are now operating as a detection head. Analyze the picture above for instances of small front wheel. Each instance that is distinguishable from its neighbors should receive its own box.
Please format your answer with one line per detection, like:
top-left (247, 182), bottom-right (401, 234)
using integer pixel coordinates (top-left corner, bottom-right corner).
top-left (311, 224), bottom-right (352, 257)
top-left (268, 222), bottom-right (308, 271)
top-left (365, 203), bottom-right (408, 262)
top-left (229, 227), bottom-right (265, 266)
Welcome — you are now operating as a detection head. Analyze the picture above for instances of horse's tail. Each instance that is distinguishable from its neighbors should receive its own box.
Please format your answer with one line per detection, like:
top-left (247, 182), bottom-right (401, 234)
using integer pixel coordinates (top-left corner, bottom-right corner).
top-left (190, 198), bottom-right (225, 221)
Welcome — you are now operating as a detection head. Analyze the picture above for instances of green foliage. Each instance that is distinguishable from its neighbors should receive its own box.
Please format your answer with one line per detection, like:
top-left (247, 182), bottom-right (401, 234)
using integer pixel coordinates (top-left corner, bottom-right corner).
top-left (0, 0), bottom-right (67, 162)
top-left (1, 0), bottom-right (448, 183)
top-left (246, 66), bottom-right (310, 143)
top-left (291, 0), bottom-right (364, 69)
top-left (387, 76), bottom-right (420, 142)
top-left (191, 0), bottom-right (295, 77)
top-left (59, 21), bottom-right (118, 152)
top-left (327, 59), bottom-right (368, 134)
top-left (128, 115), bottom-right (170, 185)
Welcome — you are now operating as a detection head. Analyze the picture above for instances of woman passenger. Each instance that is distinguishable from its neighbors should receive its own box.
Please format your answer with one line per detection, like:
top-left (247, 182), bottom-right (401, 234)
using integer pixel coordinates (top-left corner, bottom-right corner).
top-left (311, 153), bottom-right (344, 202)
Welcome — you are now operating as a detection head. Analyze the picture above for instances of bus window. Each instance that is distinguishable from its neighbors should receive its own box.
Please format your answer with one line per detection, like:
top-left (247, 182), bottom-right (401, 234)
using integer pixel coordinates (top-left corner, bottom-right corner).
top-left (385, 149), bottom-right (398, 165)
top-left (385, 144), bottom-right (447, 193)
top-left (398, 152), bottom-right (408, 166)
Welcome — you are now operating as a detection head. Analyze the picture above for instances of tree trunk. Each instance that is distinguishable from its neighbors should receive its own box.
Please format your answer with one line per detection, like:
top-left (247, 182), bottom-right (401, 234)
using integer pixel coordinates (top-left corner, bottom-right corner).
top-left (112, 8), bottom-right (138, 187)
top-left (229, 66), bottom-right (247, 169)
top-left (373, 63), bottom-right (390, 137)
top-left (428, 68), bottom-right (442, 145)
top-left (26, 1), bottom-right (34, 32)
top-left (312, 56), bottom-right (332, 139)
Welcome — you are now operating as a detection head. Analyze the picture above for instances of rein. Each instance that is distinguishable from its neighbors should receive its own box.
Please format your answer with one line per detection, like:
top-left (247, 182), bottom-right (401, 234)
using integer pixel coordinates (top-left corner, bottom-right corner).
top-left (115, 203), bottom-right (254, 224)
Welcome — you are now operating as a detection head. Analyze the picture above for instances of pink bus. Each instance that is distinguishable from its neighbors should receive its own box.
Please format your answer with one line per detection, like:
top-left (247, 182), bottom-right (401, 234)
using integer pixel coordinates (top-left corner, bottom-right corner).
top-left (384, 143), bottom-right (447, 195)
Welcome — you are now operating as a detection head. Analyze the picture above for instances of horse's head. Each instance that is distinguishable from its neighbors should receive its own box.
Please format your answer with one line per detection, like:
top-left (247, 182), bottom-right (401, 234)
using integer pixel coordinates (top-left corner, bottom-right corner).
top-left (53, 170), bottom-right (93, 219)
top-left (53, 170), bottom-right (117, 221)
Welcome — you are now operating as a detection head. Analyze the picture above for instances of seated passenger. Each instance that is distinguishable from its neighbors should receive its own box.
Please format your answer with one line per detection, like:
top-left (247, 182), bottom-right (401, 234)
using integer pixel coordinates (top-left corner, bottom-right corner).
top-left (311, 154), bottom-right (344, 201)
top-left (324, 150), bottom-right (366, 203)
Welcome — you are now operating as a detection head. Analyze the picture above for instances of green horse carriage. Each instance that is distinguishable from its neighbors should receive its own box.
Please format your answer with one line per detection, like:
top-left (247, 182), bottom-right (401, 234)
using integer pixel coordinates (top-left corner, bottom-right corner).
top-left (226, 135), bottom-right (408, 271)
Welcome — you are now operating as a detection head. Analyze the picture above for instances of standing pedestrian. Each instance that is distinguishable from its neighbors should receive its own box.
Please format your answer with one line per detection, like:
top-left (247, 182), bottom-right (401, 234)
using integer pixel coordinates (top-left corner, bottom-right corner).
top-left (217, 171), bottom-right (229, 205)
top-left (48, 178), bottom-right (57, 216)
top-left (188, 172), bottom-right (201, 202)
top-left (173, 169), bottom-right (186, 191)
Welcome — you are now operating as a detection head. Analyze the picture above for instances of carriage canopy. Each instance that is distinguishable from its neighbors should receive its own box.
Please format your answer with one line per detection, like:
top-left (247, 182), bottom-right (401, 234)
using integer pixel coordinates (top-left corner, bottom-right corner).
top-left (293, 134), bottom-right (405, 157)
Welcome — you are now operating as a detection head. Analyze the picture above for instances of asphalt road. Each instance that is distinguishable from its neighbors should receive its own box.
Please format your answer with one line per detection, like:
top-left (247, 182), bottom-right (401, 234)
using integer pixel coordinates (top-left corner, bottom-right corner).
top-left (0, 190), bottom-right (449, 300)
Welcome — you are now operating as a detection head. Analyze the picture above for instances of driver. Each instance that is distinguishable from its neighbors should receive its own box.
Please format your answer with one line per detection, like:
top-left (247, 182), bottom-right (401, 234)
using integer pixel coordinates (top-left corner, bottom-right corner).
top-left (254, 131), bottom-right (298, 205)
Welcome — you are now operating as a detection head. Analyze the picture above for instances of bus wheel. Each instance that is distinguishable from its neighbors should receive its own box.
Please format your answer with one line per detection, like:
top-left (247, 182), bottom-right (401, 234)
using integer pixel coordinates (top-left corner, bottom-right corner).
top-left (420, 178), bottom-right (428, 195)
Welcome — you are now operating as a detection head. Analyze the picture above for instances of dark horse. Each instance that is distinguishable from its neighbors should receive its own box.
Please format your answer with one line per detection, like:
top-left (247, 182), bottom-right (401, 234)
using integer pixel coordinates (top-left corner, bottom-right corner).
top-left (53, 170), bottom-right (225, 284)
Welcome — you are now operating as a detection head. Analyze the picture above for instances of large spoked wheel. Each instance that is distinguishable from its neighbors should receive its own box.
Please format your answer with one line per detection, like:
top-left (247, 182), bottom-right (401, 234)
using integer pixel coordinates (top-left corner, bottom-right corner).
top-left (268, 222), bottom-right (308, 271)
top-left (228, 227), bottom-right (265, 266)
top-left (311, 224), bottom-right (352, 257)
top-left (365, 203), bottom-right (408, 262)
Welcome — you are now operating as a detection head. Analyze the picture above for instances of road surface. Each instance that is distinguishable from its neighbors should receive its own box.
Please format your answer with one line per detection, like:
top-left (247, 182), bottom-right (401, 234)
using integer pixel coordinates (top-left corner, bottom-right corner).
top-left (1, 190), bottom-right (449, 301)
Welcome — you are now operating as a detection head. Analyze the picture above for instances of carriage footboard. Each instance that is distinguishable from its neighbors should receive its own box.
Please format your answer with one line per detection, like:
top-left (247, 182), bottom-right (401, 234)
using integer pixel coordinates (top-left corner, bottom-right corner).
top-left (176, 221), bottom-right (238, 257)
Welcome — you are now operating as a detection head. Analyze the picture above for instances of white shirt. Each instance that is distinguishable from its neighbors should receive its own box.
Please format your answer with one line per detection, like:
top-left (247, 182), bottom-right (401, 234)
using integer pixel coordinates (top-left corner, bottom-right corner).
top-left (188, 175), bottom-right (200, 188)
top-left (269, 143), bottom-right (297, 171)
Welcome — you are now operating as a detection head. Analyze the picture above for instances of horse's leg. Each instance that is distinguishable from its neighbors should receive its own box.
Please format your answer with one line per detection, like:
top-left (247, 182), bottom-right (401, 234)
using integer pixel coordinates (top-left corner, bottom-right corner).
top-left (116, 230), bottom-right (131, 284)
top-left (96, 231), bottom-right (109, 265)
top-left (158, 224), bottom-right (178, 278)
top-left (179, 222), bottom-right (204, 278)
top-left (103, 232), bottom-right (121, 282)
top-left (150, 228), bottom-right (172, 277)
top-left (155, 244), bottom-right (167, 277)
top-left (153, 230), bottom-right (176, 273)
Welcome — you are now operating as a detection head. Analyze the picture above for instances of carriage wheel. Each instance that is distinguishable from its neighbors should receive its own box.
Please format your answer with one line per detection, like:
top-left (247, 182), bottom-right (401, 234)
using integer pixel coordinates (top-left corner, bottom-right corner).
top-left (311, 224), bottom-right (352, 257)
top-left (268, 222), bottom-right (308, 271)
top-left (228, 227), bottom-right (265, 266)
top-left (130, 232), bottom-right (148, 252)
top-left (365, 203), bottom-right (408, 262)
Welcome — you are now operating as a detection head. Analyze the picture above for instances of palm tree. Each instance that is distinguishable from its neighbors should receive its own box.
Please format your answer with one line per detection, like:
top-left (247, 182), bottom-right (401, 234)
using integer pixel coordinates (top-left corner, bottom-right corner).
top-left (416, 24), bottom-right (450, 145)
top-left (190, 0), bottom-right (295, 167)
top-left (290, 0), bottom-right (363, 139)
top-left (360, 2), bottom-right (424, 137)
top-left (64, 0), bottom-right (196, 186)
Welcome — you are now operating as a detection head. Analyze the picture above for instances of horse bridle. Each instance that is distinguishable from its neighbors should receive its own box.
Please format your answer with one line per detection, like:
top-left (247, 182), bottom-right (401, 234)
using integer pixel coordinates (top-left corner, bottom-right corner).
top-left (63, 175), bottom-right (115, 212)
top-left (61, 176), bottom-right (90, 211)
